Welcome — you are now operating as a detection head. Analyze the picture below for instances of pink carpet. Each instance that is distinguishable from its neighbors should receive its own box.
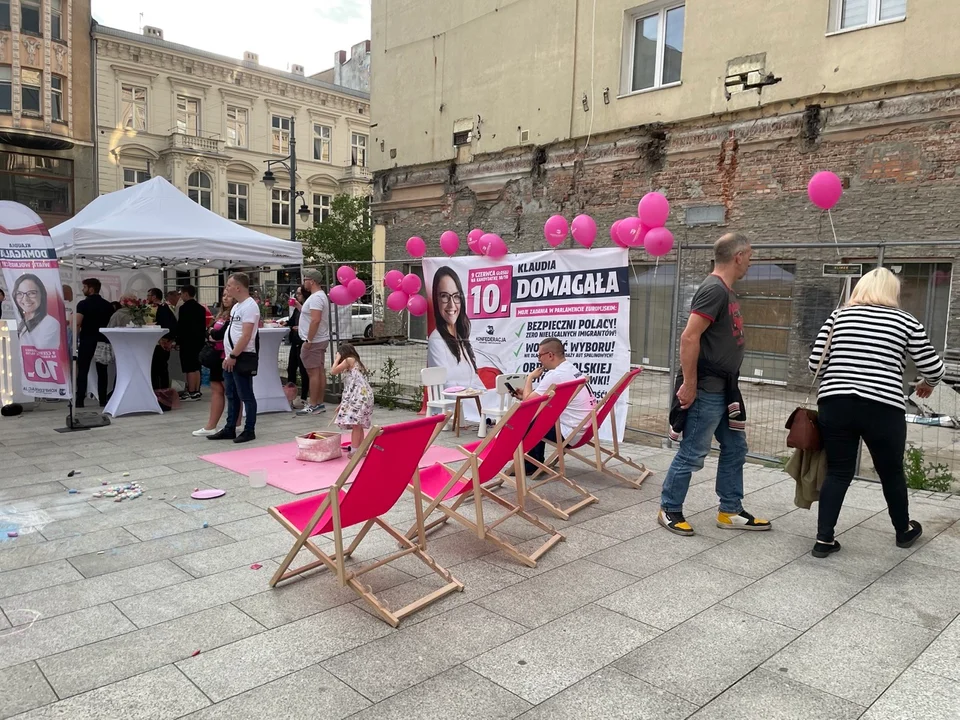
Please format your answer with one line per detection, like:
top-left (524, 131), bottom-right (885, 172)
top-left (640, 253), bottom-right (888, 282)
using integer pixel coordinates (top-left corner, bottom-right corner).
top-left (200, 435), bottom-right (468, 494)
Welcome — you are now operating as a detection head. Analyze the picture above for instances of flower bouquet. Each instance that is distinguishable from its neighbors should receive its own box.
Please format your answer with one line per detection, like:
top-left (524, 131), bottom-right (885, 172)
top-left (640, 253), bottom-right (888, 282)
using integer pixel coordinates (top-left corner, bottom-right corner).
top-left (120, 296), bottom-right (151, 327)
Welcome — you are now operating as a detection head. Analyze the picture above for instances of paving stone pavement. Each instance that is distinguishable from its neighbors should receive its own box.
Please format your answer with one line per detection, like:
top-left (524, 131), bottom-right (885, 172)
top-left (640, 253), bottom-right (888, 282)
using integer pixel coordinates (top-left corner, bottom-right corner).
top-left (2, 399), bottom-right (960, 719)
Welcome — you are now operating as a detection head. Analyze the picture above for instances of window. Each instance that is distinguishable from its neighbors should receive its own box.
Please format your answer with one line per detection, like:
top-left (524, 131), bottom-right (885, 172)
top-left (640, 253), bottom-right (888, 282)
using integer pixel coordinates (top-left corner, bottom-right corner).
top-left (120, 84), bottom-right (146, 130)
top-left (351, 133), bottom-right (367, 167)
top-left (228, 182), bottom-right (248, 222)
top-left (0, 66), bottom-right (10, 112)
top-left (626, 3), bottom-right (684, 93)
top-left (313, 124), bottom-right (331, 162)
top-left (50, 76), bottom-right (63, 122)
top-left (21, 69), bottom-right (40, 115)
top-left (188, 171), bottom-right (212, 210)
top-left (123, 168), bottom-right (150, 187)
top-left (20, 0), bottom-right (40, 34)
top-left (176, 96), bottom-right (200, 136)
top-left (834, 0), bottom-right (906, 30)
top-left (0, 152), bottom-right (73, 217)
top-left (271, 188), bottom-right (290, 226)
top-left (271, 116), bottom-right (290, 154)
top-left (226, 106), bottom-right (247, 148)
top-left (312, 193), bottom-right (331, 225)
top-left (50, 0), bottom-right (61, 40)
top-left (0, 1), bottom-right (9, 29)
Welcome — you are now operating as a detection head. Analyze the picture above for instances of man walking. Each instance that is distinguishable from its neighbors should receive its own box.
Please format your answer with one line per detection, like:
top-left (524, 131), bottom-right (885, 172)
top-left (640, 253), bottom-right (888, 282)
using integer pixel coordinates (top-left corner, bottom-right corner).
top-left (296, 270), bottom-right (329, 415)
top-left (75, 278), bottom-right (115, 407)
top-left (659, 232), bottom-right (772, 535)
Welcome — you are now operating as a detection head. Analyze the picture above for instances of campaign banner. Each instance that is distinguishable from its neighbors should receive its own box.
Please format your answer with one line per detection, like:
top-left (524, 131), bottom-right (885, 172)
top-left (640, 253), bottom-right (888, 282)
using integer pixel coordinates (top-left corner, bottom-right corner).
top-left (0, 202), bottom-right (72, 400)
top-left (423, 247), bottom-right (630, 440)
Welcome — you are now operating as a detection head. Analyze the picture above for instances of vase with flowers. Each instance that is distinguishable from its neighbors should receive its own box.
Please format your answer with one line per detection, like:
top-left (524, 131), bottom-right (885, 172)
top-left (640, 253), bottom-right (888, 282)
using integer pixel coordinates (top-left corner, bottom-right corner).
top-left (121, 296), bottom-right (151, 327)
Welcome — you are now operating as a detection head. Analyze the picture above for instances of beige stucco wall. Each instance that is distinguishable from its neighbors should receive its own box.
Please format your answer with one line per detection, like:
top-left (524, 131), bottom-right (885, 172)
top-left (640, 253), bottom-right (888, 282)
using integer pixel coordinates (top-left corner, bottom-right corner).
top-left (372, 0), bottom-right (960, 170)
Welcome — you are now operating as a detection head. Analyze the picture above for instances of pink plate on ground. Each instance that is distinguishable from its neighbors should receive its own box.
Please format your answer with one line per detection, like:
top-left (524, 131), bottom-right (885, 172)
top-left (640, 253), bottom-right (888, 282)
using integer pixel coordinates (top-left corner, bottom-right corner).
top-left (191, 489), bottom-right (226, 500)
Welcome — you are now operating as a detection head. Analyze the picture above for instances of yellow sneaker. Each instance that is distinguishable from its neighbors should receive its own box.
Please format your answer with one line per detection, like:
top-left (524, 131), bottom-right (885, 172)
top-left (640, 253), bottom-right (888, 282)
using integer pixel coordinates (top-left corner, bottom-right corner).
top-left (658, 509), bottom-right (695, 536)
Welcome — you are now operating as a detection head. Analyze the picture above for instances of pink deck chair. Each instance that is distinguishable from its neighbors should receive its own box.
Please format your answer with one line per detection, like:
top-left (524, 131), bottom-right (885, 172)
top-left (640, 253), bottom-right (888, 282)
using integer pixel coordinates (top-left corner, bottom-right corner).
top-left (411, 393), bottom-right (564, 568)
top-left (268, 413), bottom-right (463, 627)
top-left (461, 378), bottom-right (598, 520)
top-left (544, 368), bottom-right (653, 488)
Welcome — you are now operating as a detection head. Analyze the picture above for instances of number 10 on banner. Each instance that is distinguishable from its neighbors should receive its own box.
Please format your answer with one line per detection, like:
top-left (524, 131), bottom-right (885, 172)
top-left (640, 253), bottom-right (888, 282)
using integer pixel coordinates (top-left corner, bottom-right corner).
top-left (467, 266), bottom-right (512, 320)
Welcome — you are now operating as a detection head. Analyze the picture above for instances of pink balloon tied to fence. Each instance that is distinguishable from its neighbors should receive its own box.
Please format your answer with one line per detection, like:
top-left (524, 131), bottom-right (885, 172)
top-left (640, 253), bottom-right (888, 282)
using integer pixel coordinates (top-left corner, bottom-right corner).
top-left (347, 278), bottom-right (366, 300)
top-left (439, 230), bottom-right (460, 256)
top-left (328, 285), bottom-right (352, 306)
top-left (807, 171), bottom-right (844, 256)
top-left (644, 227), bottom-right (674, 257)
top-left (467, 228), bottom-right (484, 253)
top-left (400, 273), bottom-right (422, 295)
top-left (610, 219), bottom-right (623, 246)
top-left (617, 217), bottom-right (644, 247)
top-left (336, 266), bottom-right (356, 285)
top-left (638, 192), bottom-right (670, 228)
top-left (383, 269), bottom-right (404, 291)
top-left (406, 294), bottom-right (428, 316)
top-left (571, 214), bottom-right (597, 249)
top-left (406, 236), bottom-right (426, 258)
top-left (480, 233), bottom-right (507, 259)
top-left (543, 215), bottom-right (568, 247)
top-left (386, 290), bottom-right (409, 312)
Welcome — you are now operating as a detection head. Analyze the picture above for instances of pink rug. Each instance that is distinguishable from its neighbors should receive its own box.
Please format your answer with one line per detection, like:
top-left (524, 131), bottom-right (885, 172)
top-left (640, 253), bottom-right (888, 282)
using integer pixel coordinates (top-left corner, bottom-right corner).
top-left (200, 435), bottom-right (468, 495)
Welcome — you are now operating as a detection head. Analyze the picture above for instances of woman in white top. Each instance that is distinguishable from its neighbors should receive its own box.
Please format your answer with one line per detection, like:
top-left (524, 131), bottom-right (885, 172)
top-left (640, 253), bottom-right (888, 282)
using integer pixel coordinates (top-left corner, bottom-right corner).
top-left (13, 274), bottom-right (61, 350)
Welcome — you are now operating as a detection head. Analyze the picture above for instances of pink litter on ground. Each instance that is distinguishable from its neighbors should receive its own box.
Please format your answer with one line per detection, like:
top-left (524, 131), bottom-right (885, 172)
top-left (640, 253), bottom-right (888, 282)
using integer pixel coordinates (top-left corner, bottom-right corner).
top-left (200, 436), bottom-right (467, 495)
top-left (250, 563), bottom-right (262, 570)
top-left (191, 489), bottom-right (226, 500)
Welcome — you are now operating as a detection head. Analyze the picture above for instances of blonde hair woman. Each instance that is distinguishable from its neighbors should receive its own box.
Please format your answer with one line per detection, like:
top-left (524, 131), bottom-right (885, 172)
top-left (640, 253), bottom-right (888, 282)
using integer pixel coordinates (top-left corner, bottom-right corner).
top-left (807, 268), bottom-right (944, 558)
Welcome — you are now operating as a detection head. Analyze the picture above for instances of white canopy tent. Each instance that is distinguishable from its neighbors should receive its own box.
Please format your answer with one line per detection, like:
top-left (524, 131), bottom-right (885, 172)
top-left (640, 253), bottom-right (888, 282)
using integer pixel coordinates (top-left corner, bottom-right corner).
top-left (51, 176), bottom-right (303, 269)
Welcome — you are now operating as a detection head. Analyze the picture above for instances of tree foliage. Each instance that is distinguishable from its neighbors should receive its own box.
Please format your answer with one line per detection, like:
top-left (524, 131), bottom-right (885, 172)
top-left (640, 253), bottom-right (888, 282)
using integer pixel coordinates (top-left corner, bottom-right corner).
top-left (298, 194), bottom-right (372, 266)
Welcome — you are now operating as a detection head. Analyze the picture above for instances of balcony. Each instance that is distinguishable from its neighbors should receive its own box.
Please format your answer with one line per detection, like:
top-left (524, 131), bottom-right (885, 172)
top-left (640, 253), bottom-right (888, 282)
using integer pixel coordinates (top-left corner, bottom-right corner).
top-left (166, 132), bottom-right (224, 155)
top-left (344, 165), bottom-right (372, 181)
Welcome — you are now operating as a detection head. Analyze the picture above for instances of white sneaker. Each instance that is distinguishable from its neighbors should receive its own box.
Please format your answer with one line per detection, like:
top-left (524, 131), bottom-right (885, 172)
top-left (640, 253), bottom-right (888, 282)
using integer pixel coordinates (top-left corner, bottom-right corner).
top-left (192, 427), bottom-right (218, 437)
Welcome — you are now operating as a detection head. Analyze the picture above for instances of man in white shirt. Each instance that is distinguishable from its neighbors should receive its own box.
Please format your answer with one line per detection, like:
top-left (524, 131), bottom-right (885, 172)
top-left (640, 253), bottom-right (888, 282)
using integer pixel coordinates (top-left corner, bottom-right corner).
top-left (521, 337), bottom-right (595, 475)
top-left (297, 269), bottom-right (330, 415)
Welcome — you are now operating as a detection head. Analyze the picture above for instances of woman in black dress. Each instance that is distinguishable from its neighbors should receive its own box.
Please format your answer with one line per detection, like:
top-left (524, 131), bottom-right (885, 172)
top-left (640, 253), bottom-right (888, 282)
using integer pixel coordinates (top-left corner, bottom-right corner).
top-left (286, 285), bottom-right (309, 407)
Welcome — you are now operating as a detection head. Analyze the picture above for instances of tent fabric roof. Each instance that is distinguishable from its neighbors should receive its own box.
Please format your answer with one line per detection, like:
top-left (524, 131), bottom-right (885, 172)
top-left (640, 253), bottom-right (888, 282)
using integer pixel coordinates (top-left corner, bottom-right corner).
top-left (51, 177), bottom-right (302, 270)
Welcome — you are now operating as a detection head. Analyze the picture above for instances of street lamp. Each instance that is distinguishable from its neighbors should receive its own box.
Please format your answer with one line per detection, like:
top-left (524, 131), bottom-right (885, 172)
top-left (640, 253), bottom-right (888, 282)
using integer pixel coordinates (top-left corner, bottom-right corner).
top-left (261, 116), bottom-right (311, 241)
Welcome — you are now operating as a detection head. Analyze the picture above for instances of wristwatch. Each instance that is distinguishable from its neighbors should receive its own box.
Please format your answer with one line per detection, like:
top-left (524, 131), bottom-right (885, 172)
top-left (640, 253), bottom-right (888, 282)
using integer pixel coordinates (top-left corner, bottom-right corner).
top-left (230, 353), bottom-right (239, 359)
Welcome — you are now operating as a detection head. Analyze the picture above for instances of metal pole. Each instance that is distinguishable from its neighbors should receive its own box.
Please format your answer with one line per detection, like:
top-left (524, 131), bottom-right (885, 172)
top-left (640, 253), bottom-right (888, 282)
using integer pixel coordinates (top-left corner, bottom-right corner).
top-left (665, 242), bottom-right (684, 449)
top-left (289, 116), bottom-right (297, 243)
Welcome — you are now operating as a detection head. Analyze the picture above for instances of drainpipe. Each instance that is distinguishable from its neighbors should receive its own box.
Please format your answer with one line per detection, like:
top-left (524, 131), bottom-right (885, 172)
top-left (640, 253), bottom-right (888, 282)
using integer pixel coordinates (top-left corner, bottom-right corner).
top-left (90, 20), bottom-right (99, 198)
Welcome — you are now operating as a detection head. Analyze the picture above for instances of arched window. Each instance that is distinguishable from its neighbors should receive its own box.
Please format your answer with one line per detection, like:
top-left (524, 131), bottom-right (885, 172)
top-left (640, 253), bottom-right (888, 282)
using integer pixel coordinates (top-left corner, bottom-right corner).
top-left (188, 171), bottom-right (211, 209)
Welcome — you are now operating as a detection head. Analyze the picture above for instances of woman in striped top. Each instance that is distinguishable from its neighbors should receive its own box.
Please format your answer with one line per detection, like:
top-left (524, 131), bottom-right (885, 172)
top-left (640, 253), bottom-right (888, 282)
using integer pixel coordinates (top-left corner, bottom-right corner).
top-left (807, 268), bottom-right (944, 559)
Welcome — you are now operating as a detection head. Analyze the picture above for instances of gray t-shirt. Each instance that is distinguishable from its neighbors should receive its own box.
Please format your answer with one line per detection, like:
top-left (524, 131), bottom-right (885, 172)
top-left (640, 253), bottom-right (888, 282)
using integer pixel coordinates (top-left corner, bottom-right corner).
top-left (689, 274), bottom-right (745, 392)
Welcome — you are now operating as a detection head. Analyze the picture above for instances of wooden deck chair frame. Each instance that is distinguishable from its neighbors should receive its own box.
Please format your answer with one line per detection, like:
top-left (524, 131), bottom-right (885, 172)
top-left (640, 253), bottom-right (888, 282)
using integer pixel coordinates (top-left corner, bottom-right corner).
top-left (409, 395), bottom-right (564, 568)
top-left (268, 414), bottom-right (463, 627)
top-left (542, 368), bottom-right (654, 489)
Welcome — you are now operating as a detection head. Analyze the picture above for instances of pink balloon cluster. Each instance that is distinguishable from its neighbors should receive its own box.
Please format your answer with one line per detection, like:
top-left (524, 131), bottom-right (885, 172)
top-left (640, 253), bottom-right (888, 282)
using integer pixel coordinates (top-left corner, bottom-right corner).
top-left (609, 191), bottom-right (675, 257)
top-left (329, 266), bottom-right (366, 306)
top-left (807, 171), bottom-right (843, 211)
top-left (383, 269), bottom-right (427, 316)
top-left (543, 214), bottom-right (598, 249)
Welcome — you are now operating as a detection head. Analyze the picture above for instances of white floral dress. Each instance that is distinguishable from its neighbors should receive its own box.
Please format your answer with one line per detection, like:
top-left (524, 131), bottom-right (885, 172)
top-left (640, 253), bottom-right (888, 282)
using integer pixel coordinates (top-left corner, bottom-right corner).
top-left (336, 364), bottom-right (374, 429)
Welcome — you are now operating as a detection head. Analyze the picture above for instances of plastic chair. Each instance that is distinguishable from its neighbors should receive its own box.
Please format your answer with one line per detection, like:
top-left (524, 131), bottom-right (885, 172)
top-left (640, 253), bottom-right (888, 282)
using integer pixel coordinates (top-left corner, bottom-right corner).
top-left (543, 368), bottom-right (653, 488)
top-left (268, 413), bottom-right (462, 627)
top-left (410, 393), bottom-right (564, 568)
top-left (478, 372), bottom-right (525, 439)
top-left (421, 366), bottom-right (455, 428)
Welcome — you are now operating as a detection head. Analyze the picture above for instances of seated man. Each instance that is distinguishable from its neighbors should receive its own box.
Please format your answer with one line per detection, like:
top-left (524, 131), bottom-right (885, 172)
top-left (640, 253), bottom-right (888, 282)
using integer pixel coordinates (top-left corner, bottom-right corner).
top-left (520, 337), bottom-right (594, 475)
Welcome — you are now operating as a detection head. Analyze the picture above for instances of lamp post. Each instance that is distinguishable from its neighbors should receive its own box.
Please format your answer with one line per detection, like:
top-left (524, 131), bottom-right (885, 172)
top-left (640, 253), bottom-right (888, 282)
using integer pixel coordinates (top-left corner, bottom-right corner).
top-left (261, 115), bottom-right (310, 242)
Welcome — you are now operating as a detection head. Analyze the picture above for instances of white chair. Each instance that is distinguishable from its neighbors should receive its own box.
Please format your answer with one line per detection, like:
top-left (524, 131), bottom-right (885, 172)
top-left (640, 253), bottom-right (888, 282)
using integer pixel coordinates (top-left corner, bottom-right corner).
top-left (422, 367), bottom-right (456, 429)
top-left (478, 373), bottom-right (526, 438)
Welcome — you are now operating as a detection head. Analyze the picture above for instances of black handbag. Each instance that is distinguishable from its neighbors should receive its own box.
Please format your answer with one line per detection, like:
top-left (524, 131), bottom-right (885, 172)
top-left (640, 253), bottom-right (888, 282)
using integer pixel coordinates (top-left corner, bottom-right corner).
top-left (233, 351), bottom-right (259, 377)
top-left (198, 343), bottom-right (220, 370)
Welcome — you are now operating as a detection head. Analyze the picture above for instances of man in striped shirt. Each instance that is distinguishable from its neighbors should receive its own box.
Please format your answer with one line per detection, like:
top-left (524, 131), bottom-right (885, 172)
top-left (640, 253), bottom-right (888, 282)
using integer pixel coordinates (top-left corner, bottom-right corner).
top-left (659, 233), bottom-right (772, 536)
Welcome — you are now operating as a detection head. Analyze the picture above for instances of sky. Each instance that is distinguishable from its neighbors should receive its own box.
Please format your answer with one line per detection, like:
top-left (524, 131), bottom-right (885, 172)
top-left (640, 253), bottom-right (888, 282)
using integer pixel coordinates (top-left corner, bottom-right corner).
top-left (90, 0), bottom-right (371, 76)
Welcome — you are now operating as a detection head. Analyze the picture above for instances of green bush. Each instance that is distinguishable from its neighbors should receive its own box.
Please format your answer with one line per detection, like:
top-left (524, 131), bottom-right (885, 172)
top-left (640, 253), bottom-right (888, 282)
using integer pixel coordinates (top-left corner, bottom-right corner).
top-left (904, 445), bottom-right (954, 493)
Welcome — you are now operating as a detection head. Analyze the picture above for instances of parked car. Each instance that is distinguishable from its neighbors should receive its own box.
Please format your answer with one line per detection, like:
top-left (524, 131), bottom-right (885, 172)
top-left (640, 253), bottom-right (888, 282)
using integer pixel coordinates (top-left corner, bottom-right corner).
top-left (352, 303), bottom-right (373, 339)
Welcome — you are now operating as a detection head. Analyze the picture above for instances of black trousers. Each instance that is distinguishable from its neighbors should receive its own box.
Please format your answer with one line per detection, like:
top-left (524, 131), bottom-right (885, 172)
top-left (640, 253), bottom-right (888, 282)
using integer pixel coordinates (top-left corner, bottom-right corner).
top-left (286, 341), bottom-right (309, 400)
top-left (525, 426), bottom-right (559, 476)
top-left (76, 340), bottom-right (108, 407)
top-left (817, 395), bottom-right (910, 542)
top-left (151, 346), bottom-right (171, 390)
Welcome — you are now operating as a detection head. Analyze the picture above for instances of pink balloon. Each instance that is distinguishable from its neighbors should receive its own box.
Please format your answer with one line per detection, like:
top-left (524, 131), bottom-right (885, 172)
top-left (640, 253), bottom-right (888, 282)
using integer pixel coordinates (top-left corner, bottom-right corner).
top-left (617, 216), bottom-right (644, 247)
top-left (808, 171), bottom-right (843, 211)
top-left (610, 219), bottom-right (623, 244)
top-left (543, 215), bottom-right (569, 247)
top-left (400, 273), bottom-right (422, 295)
top-left (406, 236), bottom-right (426, 258)
top-left (439, 230), bottom-right (460, 256)
top-left (406, 294), bottom-right (428, 316)
top-left (637, 223), bottom-right (651, 249)
top-left (571, 214), bottom-right (597, 249)
top-left (336, 266), bottom-right (356, 285)
top-left (645, 227), bottom-right (675, 257)
top-left (467, 228), bottom-right (484, 252)
top-left (383, 269), bottom-right (404, 291)
top-left (482, 234), bottom-right (507, 259)
top-left (638, 192), bottom-right (670, 228)
top-left (328, 285), bottom-right (352, 306)
top-left (386, 290), bottom-right (409, 312)
top-left (347, 278), bottom-right (366, 300)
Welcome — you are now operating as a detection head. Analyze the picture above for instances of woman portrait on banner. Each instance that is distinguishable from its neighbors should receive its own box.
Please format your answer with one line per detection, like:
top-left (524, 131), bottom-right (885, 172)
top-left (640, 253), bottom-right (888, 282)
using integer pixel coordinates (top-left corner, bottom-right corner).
top-left (13, 273), bottom-right (62, 350)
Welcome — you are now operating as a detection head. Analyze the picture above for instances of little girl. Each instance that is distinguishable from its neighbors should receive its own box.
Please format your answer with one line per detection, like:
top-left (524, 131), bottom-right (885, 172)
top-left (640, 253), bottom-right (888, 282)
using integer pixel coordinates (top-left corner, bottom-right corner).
top-left (330, 343), bottom-right (374, 454)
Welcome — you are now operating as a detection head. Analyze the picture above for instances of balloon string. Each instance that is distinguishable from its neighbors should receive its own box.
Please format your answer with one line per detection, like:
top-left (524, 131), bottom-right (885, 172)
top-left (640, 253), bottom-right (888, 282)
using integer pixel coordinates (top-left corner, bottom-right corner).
top-left (654, 257), bottom-right (660, 278)
top-left (827, 209), bottom-right (840, 257)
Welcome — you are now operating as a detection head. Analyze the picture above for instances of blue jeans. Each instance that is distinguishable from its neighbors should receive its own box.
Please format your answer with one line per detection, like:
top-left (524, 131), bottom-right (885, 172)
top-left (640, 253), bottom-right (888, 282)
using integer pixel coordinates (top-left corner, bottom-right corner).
top-left (660, 390), bottom-right (747, 514)
top-left (224, 371), bottom-right (257, 434)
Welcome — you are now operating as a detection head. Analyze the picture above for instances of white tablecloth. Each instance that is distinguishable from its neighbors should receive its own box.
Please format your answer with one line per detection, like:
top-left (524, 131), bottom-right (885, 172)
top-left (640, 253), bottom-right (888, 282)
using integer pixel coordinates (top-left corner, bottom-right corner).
top-left (101, 328), bottom-right (165, 417)
top-left (252, 327), bottom-right (291, 414)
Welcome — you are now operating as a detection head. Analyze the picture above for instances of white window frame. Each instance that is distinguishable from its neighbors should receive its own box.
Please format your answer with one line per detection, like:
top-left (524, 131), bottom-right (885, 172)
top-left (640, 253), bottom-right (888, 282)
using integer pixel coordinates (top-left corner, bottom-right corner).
top-left (313, 123), bottom-right (332, 163)
top-left (226, 106), bottom-right (247, 148)
top-left (227, 181), bottom-right (248, 222)
top-left (621, 2), bottom-right (685, 97)
top-left (271, 115), bottom-right (290, 155)
top-left (351, 132), bottom-right (367, 167)
top-left (123, 168), bottom-right (150, 187)
top-left (188, 171), bottom-right (212, 210)
top-left (271, 187), bottom-right (290, 226)
top-left (312, 193), bottom-right (331, 225)
top-left (50, 75), bottom-right (63, 122)
top-left (176, 95), bottom-right (201, 137)
top-left (829, 0), bottom-right (906, 33)
top-left (120, 84), bottom-right (147, 130)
